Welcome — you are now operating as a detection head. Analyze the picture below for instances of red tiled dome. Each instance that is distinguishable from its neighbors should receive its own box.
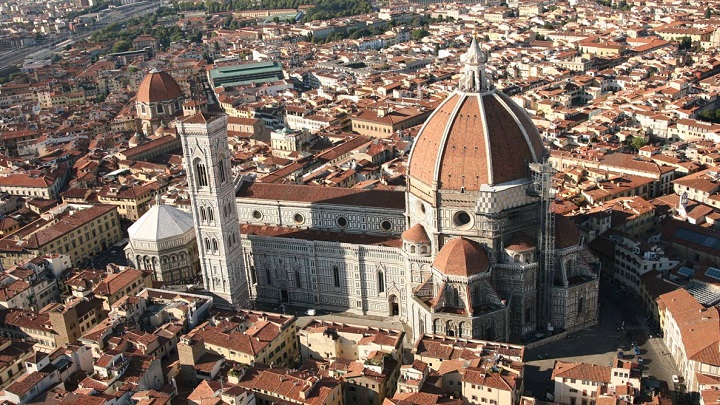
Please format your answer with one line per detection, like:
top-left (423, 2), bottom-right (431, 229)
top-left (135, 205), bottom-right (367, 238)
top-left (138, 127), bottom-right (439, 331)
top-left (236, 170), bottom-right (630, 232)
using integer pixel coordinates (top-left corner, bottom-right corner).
top-left (433, 237), bottom-right (490, 277)
top-left (137, 69), bottom-right (182, 103)
top-left (402, 223), bottom-right (430, 243)
top-left (408, 90), bottom-right (544, 190)
top-left (408, 38), bottom-right (544, 191)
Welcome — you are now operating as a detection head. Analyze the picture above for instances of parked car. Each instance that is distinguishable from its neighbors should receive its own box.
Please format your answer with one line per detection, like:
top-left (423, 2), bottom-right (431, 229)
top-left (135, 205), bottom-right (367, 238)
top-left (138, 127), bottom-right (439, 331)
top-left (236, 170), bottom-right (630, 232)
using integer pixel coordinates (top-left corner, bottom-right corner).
top-left (618, 351), bottom-right (624, 358)
top-left (634, 346), bottom-right (641, 355)
top-left (638, 357), bottom-right (643, 364)
top-left (672, 375), bottom-right (680, 383)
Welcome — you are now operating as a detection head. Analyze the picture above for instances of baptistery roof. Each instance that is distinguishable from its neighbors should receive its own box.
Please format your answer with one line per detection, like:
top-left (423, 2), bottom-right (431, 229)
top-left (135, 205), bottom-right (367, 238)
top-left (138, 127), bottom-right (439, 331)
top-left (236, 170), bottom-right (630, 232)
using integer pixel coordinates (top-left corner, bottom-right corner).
top-left (137, 68), bottom-right (182, 104)
top-left (408, 37), bottom-right (545, 191)
top-left (433, 237), bottom-right (490, 277)
top-left (128, 202), bottom-right (195, 242)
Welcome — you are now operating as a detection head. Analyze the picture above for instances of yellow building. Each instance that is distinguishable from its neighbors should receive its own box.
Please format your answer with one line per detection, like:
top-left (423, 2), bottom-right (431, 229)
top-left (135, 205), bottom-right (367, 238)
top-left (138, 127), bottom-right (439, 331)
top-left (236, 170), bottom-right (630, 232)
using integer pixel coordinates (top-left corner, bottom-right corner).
top-left (92, 266), bottom-right (154, 311)
top-left (351, 105), bottom-right (431, 138)
top-left (180, 310), bottom-right (298, 369)
top-left (299, 320), bottom-right (404, 362)
top-left (0, 339), bottom-right (35, 389)
top-left (97, 182), bottom-right (164, 221)
top-left (0, 205), bottom-right (123, 268)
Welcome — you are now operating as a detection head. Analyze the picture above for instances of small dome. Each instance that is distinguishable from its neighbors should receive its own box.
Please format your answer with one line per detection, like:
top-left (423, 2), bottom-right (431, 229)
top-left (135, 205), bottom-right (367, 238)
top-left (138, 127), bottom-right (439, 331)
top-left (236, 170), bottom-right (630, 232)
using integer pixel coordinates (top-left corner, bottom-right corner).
top-left (555, 215), bottom-right (581, 249)
top-left (402, 223), bottom-right (430, 244)
top-left (154, 126), bottom-right (166, 137)
top-left (128, 203), bottom-right (195, 242)
top-left (505, 233), bottom-right (536, 252)
top-left (137, 69), bottom-right (182, 104)
top-left (433, 237), bottom-right (490, 277)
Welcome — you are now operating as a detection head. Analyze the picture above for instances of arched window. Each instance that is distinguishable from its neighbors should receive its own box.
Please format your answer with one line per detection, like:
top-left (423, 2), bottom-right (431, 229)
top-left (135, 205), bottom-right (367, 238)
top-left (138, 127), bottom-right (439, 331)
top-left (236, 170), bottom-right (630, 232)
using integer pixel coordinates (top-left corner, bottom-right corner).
top-left (208, 208), bottom-right (214, 222)
top-left (204, 238), bottom-right (211, 251)
top-left (218, 159), bottom-right (226, 184)
top-left (265, 269), bottom-right (272, 284)
top-left (578, 296), bottom-right (584, 313)
top-left (200, 207), bottom-right (206, 222)
top-left (333, 266), bottom-right (340, 288)
top-left (295, 270), bottom-right (302, 288)
top-left (378, 271), bottom-right (385, 293)
top-left (194, 159), bottom-right (208, 188)
top-left (410, 245), bottom-right (416, 254)
top-left (212, 238), bottom-right (218, 252)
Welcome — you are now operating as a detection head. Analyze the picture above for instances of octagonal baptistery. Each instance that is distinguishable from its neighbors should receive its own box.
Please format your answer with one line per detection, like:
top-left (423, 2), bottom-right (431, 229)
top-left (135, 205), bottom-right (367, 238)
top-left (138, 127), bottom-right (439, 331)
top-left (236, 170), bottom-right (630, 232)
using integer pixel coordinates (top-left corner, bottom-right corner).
top-left (406, 36), bottom-right (546, 246)
top-left (125, 201), bottom-right (200, 284)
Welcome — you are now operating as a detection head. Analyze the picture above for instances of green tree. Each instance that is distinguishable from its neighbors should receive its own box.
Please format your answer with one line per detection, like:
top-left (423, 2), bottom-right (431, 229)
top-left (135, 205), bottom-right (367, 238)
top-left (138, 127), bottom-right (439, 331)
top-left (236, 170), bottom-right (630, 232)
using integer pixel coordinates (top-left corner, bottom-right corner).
top-left (706, 7), bottom-right (712, 18)
top-left (112, 40), bottom-right (131, 53)
top-left (411, 28), bottom-right (429, 40)
top-left (679, 36), bottom-right (692, 50)
top-left (630, 136), bottom-right (647, 150)
top-left (273, 16), bottom-right (280, 23)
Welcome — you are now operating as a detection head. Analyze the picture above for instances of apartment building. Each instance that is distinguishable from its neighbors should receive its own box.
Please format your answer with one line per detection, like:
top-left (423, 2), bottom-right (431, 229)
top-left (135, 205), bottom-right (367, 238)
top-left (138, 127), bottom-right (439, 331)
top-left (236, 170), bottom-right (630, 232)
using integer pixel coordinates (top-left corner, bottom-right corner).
top-left (178, 310), bottom-right (298, 383)
top-left (0, 204), bottom-right (122, 268)
top-left (299, 320), bottom-right (404, 363)
top-left (92, 266), bottom-right (154, 311)
top-left (97, 182), bottom-right (163, 220)
top-left (657, 289), bottom-right (720, 395)
top-left (552, 359), bottom-right (641, 405)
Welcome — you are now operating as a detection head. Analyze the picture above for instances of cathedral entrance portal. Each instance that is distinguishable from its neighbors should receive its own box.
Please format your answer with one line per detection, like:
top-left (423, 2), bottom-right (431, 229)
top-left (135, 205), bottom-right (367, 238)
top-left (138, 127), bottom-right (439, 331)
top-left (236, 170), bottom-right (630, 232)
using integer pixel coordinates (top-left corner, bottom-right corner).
top-left (281, 289), bottom-right (289, 303)
top-left (389, 295), bottom-right (399, 316)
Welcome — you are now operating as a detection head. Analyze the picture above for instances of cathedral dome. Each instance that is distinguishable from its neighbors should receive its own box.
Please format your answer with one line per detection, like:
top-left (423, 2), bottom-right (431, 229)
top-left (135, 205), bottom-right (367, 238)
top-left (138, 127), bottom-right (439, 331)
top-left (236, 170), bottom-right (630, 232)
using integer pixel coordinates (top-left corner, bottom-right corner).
top-left (137, 68), bottom-right (182, 104)
top-left (433, 237), bottom-right (489, 277)
top-left (402, 223), bottom-right (430, 243)
top-left (128, 202), bottom-right (195, 242)
top-left (408, 37), bottom-right (545, 190)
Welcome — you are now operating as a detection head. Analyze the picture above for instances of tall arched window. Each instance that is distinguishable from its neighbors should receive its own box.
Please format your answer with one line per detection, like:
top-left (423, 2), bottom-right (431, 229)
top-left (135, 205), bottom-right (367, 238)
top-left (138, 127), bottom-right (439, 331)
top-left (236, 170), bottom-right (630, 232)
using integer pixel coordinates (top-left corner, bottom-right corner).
top-left (212, 238), bottom-right (218, 252)
top-left (204, 238), bottom-right (211, 251)
top-left (218, 158), bottom-right (226, 183)
top-left (578, 296), bottom-right (584, 313)
top-left (333, 266), bottom-right (340, 288)
top-left (266, 269), bottom-right (272, 284)
top-left (208, 208), bottom-right (214, 222)
top-left (200, 207), bottom-right (206, 222)
top-left (194, 159), bottom-right (208, 188)
top-left (378, 271), bottom-right (385, 293)
top-left (295, 270), bottom-right (302, 288)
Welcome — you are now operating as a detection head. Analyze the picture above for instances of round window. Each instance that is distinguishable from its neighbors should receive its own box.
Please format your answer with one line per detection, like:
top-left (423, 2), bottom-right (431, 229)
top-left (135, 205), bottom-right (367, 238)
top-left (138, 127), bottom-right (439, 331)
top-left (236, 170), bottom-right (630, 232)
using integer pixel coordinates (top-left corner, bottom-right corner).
top-left (381, 220), bottom-right (392, 231)
top-left (294, 213), bottom-right (304, 224)
top-left (417, 201), bottom-right (427, 218)
top-left (453, 211), bottom-right (472, 228)
top-left (252, 210), bottom-right (263, 220)
top-left (337, 216), bottom-right (348, 228)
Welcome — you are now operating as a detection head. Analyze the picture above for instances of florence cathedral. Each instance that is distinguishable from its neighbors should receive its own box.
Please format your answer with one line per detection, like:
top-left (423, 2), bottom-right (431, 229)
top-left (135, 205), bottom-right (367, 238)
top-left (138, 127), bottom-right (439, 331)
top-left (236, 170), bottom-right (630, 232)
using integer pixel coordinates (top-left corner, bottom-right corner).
top-left (170, 37), bottom-right (600, 343)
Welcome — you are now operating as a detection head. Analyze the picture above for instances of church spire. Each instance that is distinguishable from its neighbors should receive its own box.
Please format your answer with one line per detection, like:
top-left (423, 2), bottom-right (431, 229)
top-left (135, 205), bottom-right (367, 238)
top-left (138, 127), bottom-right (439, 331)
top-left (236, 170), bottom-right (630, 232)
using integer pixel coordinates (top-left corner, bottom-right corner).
top-left (459, 33), bottom-right (493, 93)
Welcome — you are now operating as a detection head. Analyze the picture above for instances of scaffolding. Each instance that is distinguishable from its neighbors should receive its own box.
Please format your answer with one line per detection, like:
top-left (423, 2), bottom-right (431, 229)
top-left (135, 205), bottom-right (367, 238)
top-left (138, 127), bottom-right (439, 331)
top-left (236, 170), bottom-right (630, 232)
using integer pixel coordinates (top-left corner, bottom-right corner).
top-left (529, 161), bottom-right (556, 333)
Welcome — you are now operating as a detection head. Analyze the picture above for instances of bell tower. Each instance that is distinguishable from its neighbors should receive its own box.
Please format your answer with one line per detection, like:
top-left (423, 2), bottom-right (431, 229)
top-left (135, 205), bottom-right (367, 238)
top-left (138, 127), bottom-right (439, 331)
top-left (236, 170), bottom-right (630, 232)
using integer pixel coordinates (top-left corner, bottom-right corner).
top-left (176, 112), bottom-right (249, 308)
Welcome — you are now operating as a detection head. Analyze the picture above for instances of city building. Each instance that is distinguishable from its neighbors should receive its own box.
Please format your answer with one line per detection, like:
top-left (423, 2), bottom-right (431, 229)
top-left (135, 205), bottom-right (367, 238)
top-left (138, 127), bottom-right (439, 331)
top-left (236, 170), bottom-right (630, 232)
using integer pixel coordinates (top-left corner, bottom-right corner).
top-left (207, 61), bottom-right (285, 88)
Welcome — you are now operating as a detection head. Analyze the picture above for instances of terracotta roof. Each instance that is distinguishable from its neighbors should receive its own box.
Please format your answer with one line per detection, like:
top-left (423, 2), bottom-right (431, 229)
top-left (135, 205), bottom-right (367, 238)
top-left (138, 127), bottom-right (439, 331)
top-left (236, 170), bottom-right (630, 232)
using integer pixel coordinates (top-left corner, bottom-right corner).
top-left (237, 182), bottom-right (405, 210)
top-left (408, 90), bottom-right (544, 191)
top-left (551, 361), bottom-right (611, 383)
top-left (657, 289), bottom-right (720, 362)
top-left (505, 233), bottom-right (536, 251)
top-left (433, 237), bottom-right (490, 277)
top-left (555, 215), bottom-right (581, 249)
top-left (401, 223), bottom-right (430, 243)
top-left (137, 70), bottom-right (182, 103)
